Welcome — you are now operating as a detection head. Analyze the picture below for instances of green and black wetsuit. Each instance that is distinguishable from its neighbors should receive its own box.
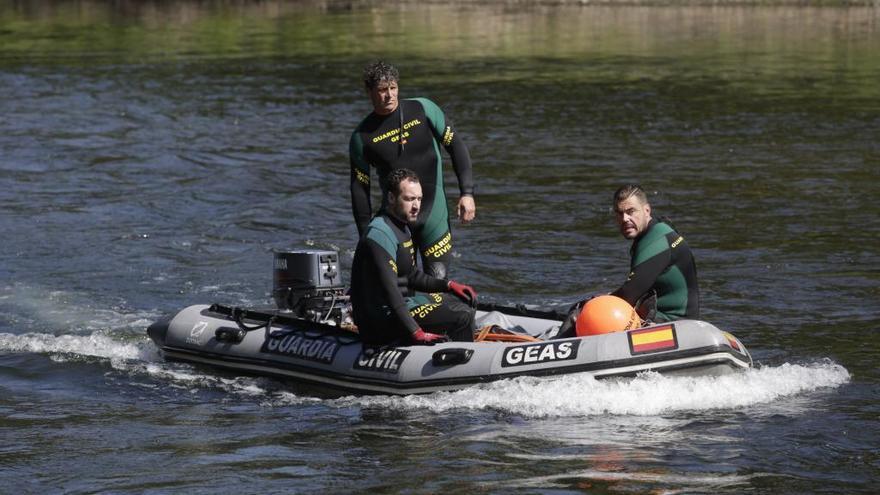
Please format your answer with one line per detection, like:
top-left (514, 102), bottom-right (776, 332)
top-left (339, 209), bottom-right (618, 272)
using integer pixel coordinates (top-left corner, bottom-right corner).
top-left (612, 218), bottom-right (700, 321)
top-left (350, 211), bottom-right (475, 345)
top-left (350, 98), bottom-right (474, 279)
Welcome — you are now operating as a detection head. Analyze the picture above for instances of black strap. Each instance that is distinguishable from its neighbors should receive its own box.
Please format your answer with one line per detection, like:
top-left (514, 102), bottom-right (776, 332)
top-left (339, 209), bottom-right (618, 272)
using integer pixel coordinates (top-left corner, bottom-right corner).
top-left (232, 307), bottom-right (275, 332)
top-left (207, 304), bottom-right (361, 345)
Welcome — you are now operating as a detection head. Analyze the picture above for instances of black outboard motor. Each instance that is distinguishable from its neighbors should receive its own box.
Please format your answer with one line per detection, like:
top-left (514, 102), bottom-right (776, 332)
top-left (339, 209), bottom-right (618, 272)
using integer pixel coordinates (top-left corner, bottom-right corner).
top-left (273, 249), bottom-right (347, 323)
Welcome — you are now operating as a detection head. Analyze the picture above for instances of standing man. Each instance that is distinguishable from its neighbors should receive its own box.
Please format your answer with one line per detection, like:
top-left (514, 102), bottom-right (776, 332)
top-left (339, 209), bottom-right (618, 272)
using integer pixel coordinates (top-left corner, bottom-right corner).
top-left (350, 60), bottom-right (476, 279)
top-left (350, 168), bottom-right (478, 345)
top-left (611, 184), bottom-right (700, 322)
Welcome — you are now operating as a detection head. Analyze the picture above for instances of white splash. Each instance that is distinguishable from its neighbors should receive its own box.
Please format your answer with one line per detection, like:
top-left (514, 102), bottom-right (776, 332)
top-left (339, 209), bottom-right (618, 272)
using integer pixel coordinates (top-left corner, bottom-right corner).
top-left (0, 281), bottom-right (852, 415)
top-left (2, 325), bottom-right (849, 415)
top-left (342, 361), bottom-right (850, 417)
top-left (0, 331), bottom-right (157, 363)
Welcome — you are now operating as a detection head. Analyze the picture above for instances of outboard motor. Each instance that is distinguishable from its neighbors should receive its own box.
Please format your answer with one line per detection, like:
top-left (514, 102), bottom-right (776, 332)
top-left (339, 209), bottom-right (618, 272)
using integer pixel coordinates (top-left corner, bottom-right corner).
top-left (273, 249), bottom-right (347, 323)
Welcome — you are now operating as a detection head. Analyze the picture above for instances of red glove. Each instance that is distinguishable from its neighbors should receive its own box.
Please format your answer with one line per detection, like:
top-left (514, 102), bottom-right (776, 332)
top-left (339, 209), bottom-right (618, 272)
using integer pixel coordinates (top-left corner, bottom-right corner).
top-left (448, 280), bottom-right (477, 307)
top-left (411, 328), bottom-right (448, 345)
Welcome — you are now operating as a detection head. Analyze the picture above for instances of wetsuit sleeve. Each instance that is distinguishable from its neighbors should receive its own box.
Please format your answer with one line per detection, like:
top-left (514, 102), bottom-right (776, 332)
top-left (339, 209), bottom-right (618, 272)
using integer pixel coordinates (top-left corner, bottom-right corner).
top-left (417, 98), bottom-right (475, 196)
top-left (406, 270), bottom-right (449, 294)
top-left (363, 236), bottom-right (421, 334)
top-left (349, 131), bottom-right (372, 237)
top-left (611, 240), bottom-right (671, 306)
top-left (446, 130), bottom-right (475, 196)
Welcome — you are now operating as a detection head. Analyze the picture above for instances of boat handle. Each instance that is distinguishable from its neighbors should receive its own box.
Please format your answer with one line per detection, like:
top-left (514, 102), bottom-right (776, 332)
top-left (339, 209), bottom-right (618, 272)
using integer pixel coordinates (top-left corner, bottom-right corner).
top-left (432, 348), bottom-right (474, 366)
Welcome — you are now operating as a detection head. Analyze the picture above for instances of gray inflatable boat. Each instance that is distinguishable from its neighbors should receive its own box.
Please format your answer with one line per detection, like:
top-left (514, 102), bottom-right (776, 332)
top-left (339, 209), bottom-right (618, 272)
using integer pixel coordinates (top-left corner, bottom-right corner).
top-left (147, 302), bottom-right (752, 396)
top-left (147, 250), bottom-right (751, 395)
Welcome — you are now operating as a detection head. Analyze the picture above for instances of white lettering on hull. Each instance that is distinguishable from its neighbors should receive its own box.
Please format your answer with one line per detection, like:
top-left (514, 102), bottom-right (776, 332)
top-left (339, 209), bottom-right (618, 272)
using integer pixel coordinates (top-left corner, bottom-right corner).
top-left (262, 332), bottom-right (340, 364)
top-left (502, 341), bottom-right (578, 367)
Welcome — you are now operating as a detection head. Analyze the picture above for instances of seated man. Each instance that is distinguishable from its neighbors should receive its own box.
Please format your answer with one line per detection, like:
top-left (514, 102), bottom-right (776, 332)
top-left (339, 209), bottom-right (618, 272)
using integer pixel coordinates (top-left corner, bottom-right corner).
top-left (610, 184), bottom-right (700, 322)
top-left (350, 168), bottom-right (477, 345)
top-left (556, 184), bottom-right (700, 339)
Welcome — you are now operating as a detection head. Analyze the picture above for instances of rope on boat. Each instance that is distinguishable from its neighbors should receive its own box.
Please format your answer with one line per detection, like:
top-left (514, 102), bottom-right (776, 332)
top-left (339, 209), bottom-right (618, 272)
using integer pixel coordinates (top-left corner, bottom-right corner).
top-left (474, 325), bottom-right (541, 343)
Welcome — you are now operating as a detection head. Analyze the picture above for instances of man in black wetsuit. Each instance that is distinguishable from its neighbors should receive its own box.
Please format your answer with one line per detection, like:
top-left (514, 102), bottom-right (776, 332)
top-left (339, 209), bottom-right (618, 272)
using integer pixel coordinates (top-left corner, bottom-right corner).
top-left (610, 184), bottom-right (700, 322)
top-left (350, 168), bottom-right (478, 345)
top-left (556, 185), bottom-right (700, 338)
top-left (350, 60), bottom-right (476, 279)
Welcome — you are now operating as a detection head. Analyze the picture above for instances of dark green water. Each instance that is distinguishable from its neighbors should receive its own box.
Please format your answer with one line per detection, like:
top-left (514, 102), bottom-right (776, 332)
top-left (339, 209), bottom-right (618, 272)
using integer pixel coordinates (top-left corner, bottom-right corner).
top-left (1, 2), bottom-right (878, 493)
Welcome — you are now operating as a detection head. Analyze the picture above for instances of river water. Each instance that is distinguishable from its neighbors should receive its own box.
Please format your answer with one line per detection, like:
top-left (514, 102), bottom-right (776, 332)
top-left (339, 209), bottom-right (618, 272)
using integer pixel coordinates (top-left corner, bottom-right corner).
top-left (1, 1), bottom-right (877, 493)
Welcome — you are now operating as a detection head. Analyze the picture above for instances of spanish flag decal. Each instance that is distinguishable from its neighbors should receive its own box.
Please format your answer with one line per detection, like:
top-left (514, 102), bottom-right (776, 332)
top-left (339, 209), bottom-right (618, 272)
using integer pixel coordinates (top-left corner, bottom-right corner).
top-left (722, 331), bottom-right (741, 352)
top-left (629, 325), bottom-right (678, 355)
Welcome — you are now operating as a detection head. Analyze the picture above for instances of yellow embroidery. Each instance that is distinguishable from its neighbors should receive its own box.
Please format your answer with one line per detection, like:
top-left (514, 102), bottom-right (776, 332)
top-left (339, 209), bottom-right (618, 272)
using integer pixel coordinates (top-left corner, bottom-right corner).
top-left (355, 168), bottom-right (370, 185)
top-left (410, 293), bottom-right (445, 318)
top-left (423, 232), bottom-right (452, 258)
top-left (372, 119), bottom-right (422, 143)
top-left (442, 126), bottom-right (454, 146)
top-left (372, 128), bottom-right (400, 144)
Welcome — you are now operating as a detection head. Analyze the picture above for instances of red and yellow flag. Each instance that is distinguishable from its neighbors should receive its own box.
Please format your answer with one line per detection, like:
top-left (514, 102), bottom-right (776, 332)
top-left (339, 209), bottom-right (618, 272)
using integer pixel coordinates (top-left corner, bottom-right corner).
top-left (722, 331), bottom-right (741, 352)
top-left (629, 325), bottom-right (678, 354)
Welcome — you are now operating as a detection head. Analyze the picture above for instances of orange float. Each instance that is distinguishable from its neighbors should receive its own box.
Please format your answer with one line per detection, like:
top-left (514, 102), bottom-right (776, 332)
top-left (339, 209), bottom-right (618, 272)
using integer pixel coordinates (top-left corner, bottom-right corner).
top-left (575, 295), bottom-right (641, 336)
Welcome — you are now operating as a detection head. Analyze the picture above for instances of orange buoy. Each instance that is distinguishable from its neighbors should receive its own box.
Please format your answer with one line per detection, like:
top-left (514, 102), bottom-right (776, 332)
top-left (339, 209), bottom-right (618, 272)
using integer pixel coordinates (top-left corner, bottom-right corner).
top-left (575, 295), bottom-right (640, 336)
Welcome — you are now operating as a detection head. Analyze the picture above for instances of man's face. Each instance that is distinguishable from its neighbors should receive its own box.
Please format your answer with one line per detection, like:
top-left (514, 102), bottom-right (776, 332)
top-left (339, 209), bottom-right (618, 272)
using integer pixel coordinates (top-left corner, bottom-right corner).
top-left (614, 196), bottom-right (652, 240)
top-left (368, 80), bottom-right (399, 115)
top-left (389, 179), bottom-right (422, 223)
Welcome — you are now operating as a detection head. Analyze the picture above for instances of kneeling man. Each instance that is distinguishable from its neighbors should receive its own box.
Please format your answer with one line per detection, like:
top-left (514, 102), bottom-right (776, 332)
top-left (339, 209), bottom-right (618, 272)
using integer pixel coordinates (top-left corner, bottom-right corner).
top-left (350, 168), bottom-right (477, 345)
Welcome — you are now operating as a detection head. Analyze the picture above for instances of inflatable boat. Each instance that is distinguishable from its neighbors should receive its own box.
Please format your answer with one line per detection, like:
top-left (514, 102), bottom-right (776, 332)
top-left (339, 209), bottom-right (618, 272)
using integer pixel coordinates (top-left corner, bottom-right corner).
top-left (147, 302), bottom-right (752, 396)
top-left (146, 250), bottom-right (752, 395)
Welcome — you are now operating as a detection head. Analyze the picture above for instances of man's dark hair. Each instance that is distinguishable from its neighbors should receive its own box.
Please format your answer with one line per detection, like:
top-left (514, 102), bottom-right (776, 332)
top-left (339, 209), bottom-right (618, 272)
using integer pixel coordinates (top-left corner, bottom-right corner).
top-left (613, 184), bottom-right (649, 205)
top-left (363, 60), bottom-right (399, 89)
top-left (385, 168), bottom-right (420, 195)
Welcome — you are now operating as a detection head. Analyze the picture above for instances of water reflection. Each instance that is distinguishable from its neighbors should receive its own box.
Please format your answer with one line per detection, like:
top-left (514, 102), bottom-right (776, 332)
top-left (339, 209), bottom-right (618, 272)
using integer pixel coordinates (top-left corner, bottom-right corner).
top-left (2, 1), bottom-right (879, 77)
